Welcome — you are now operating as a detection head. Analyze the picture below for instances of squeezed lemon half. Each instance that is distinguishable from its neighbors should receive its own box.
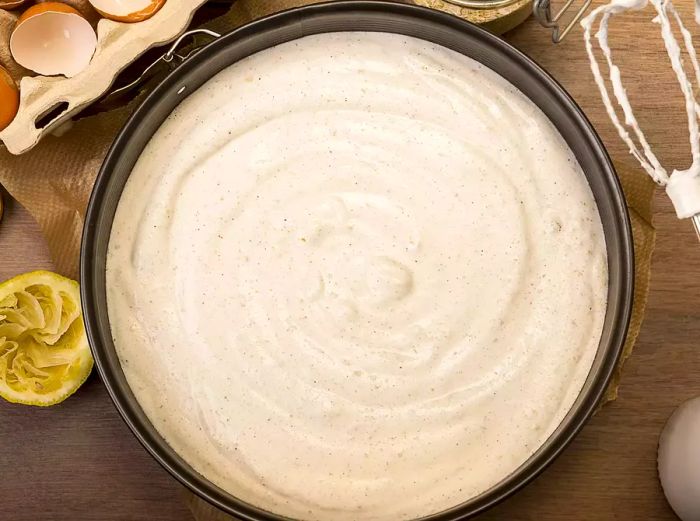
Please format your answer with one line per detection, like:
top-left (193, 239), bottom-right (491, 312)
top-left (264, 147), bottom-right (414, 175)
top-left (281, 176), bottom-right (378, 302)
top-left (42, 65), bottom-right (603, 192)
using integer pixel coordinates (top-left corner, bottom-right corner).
top-left (0, 271), bottom-right (93, 406)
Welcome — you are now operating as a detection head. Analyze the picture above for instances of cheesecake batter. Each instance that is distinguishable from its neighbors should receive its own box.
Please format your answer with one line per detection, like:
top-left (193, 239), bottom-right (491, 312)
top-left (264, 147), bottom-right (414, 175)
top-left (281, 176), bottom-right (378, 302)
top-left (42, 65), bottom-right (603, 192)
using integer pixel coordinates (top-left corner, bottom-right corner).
top-left (106, 32), bottom-right (608, 520)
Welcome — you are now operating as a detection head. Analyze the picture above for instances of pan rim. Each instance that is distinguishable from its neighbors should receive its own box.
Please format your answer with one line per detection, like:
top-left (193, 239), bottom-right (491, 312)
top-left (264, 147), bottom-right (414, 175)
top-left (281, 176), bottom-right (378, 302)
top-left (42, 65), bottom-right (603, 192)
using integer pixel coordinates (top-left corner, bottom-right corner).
top-left (80, 2), bottom-right (634, 520)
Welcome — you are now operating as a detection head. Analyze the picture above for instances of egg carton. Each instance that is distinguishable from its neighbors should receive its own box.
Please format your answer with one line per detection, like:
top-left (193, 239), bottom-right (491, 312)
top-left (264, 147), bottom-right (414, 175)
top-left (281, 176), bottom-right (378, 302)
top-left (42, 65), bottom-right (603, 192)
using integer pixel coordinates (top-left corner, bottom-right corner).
top-left (0, 0), bottom-right (208, 155)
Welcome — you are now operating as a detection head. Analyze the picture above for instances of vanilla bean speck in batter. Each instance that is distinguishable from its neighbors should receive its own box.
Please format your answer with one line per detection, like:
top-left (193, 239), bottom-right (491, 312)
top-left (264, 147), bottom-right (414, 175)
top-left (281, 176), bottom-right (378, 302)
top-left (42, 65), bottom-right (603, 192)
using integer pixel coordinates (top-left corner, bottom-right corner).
top-left (106, 32), bottom-right (608, 521)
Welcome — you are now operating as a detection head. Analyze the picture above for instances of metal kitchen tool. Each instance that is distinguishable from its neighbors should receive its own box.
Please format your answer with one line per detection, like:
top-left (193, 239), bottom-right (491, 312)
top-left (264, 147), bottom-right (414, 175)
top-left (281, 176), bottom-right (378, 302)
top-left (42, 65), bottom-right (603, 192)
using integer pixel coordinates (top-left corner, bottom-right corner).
top-left (533, 0), bottom-right (592, 42)
top-left (441, 0), bottom-right (700, 240)
top-left (82, 29), bottom-right (222, 118)
top-left (440, 0), bottom-right (592, 42)
top-left (81, 5), bottom-right (633, 521)
top-left (581, 0), bottom-right (700, 242)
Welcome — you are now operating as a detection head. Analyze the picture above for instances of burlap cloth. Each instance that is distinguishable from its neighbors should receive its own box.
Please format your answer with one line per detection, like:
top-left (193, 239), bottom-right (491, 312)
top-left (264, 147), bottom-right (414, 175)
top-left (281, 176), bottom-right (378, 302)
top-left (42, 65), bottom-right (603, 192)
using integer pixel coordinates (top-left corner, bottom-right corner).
top-left (0, 1), bottom-right (655, 518)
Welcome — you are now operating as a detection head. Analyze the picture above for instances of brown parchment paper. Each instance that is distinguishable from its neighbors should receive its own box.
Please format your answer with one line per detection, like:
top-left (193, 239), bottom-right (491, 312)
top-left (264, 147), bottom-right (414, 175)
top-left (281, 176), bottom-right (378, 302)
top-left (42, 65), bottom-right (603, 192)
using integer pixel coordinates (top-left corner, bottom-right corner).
top-left (0, 4), bottom-right (655, 516)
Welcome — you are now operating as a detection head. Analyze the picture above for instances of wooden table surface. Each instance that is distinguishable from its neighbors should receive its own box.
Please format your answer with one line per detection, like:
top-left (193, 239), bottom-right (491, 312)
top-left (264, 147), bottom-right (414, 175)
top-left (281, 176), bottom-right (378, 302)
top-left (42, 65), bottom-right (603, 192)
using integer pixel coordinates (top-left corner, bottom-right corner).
top-left (2, 2), bottom-right (699, 520)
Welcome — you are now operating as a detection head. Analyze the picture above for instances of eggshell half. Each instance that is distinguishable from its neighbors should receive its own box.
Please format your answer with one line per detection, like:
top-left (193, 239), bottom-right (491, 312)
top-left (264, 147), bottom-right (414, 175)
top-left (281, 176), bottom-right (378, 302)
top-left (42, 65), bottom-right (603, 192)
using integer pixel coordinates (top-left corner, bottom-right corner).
top-left (10, 3), bottom-right (97, 78)
top-left (658, 396), bottom-right (700, 521)
top-left (88, 0), bottom-right (166, 22)
top-left (0, 65), bottom-right (19, 131)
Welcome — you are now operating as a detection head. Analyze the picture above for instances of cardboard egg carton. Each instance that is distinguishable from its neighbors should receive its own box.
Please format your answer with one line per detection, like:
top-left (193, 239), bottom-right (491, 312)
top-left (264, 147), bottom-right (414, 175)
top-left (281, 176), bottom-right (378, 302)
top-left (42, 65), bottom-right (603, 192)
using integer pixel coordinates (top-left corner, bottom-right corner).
top-left (0, 0), bottom-right (208, 155)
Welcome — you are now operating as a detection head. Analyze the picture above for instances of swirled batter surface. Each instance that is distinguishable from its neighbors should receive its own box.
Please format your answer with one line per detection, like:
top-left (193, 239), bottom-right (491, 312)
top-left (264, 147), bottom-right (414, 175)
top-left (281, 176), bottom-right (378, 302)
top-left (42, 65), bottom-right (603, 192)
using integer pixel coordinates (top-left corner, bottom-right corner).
top-left (107, 33), bottom-right (607, 521)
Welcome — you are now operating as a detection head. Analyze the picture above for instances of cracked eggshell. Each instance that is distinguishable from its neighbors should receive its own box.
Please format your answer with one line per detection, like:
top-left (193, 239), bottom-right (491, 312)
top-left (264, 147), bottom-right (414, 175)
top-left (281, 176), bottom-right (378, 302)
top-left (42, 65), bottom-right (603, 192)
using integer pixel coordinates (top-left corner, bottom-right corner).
top-left (0, 0), bottom-right (29, 10)
top-left (1, 0), bottom-right (207, 154)
top-left (10, 2), bottom-right (97, 78)
top-left (88, 0), bottom-right (166, 22)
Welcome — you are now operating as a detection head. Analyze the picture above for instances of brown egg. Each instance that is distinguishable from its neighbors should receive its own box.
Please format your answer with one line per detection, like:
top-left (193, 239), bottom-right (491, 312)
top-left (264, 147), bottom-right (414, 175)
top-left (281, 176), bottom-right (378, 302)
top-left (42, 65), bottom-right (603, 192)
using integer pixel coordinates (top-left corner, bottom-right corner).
top-left (88, 0), bottom-right (165, 22)
top-left (10, 3), bottom-right (97, 77)
top-left (0, 0), bottom-right (29, 10)
top-left (0, 64), bottom-right (19, 131)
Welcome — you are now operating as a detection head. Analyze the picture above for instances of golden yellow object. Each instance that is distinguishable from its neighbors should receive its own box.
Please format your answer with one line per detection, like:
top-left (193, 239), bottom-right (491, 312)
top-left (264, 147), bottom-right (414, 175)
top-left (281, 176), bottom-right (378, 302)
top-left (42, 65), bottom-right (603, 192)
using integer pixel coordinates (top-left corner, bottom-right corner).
top-left (0, 270), bottom-right (93, 406)
top-left (414, 0), bottom-right (532, 35)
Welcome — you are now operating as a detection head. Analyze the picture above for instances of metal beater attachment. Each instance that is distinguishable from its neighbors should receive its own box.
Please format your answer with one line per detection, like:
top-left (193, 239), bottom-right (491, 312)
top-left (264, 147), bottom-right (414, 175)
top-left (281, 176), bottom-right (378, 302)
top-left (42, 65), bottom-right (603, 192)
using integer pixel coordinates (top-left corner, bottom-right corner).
top-left (582, 0), bottom-right (700, 241)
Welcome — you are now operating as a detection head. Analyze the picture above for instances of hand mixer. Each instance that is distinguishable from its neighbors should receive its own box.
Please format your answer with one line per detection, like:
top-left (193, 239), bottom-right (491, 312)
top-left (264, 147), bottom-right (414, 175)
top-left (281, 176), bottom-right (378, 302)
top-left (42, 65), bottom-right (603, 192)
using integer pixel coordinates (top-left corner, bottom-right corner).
top-left (447, 0), bottom-right (700, 239)
top-left (580, 0), bottom-right (700, 240)
top-left (579, 4), bottom-right (700, 520)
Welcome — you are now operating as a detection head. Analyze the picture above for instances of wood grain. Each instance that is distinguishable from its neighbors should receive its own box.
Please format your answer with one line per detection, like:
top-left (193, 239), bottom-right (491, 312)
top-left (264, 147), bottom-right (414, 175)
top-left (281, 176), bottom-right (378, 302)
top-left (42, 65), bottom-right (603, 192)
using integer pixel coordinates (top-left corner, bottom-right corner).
top-left (1, 2), bottom-right (699, 519)
top-left (0, 192), bottom-right (195, 521)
